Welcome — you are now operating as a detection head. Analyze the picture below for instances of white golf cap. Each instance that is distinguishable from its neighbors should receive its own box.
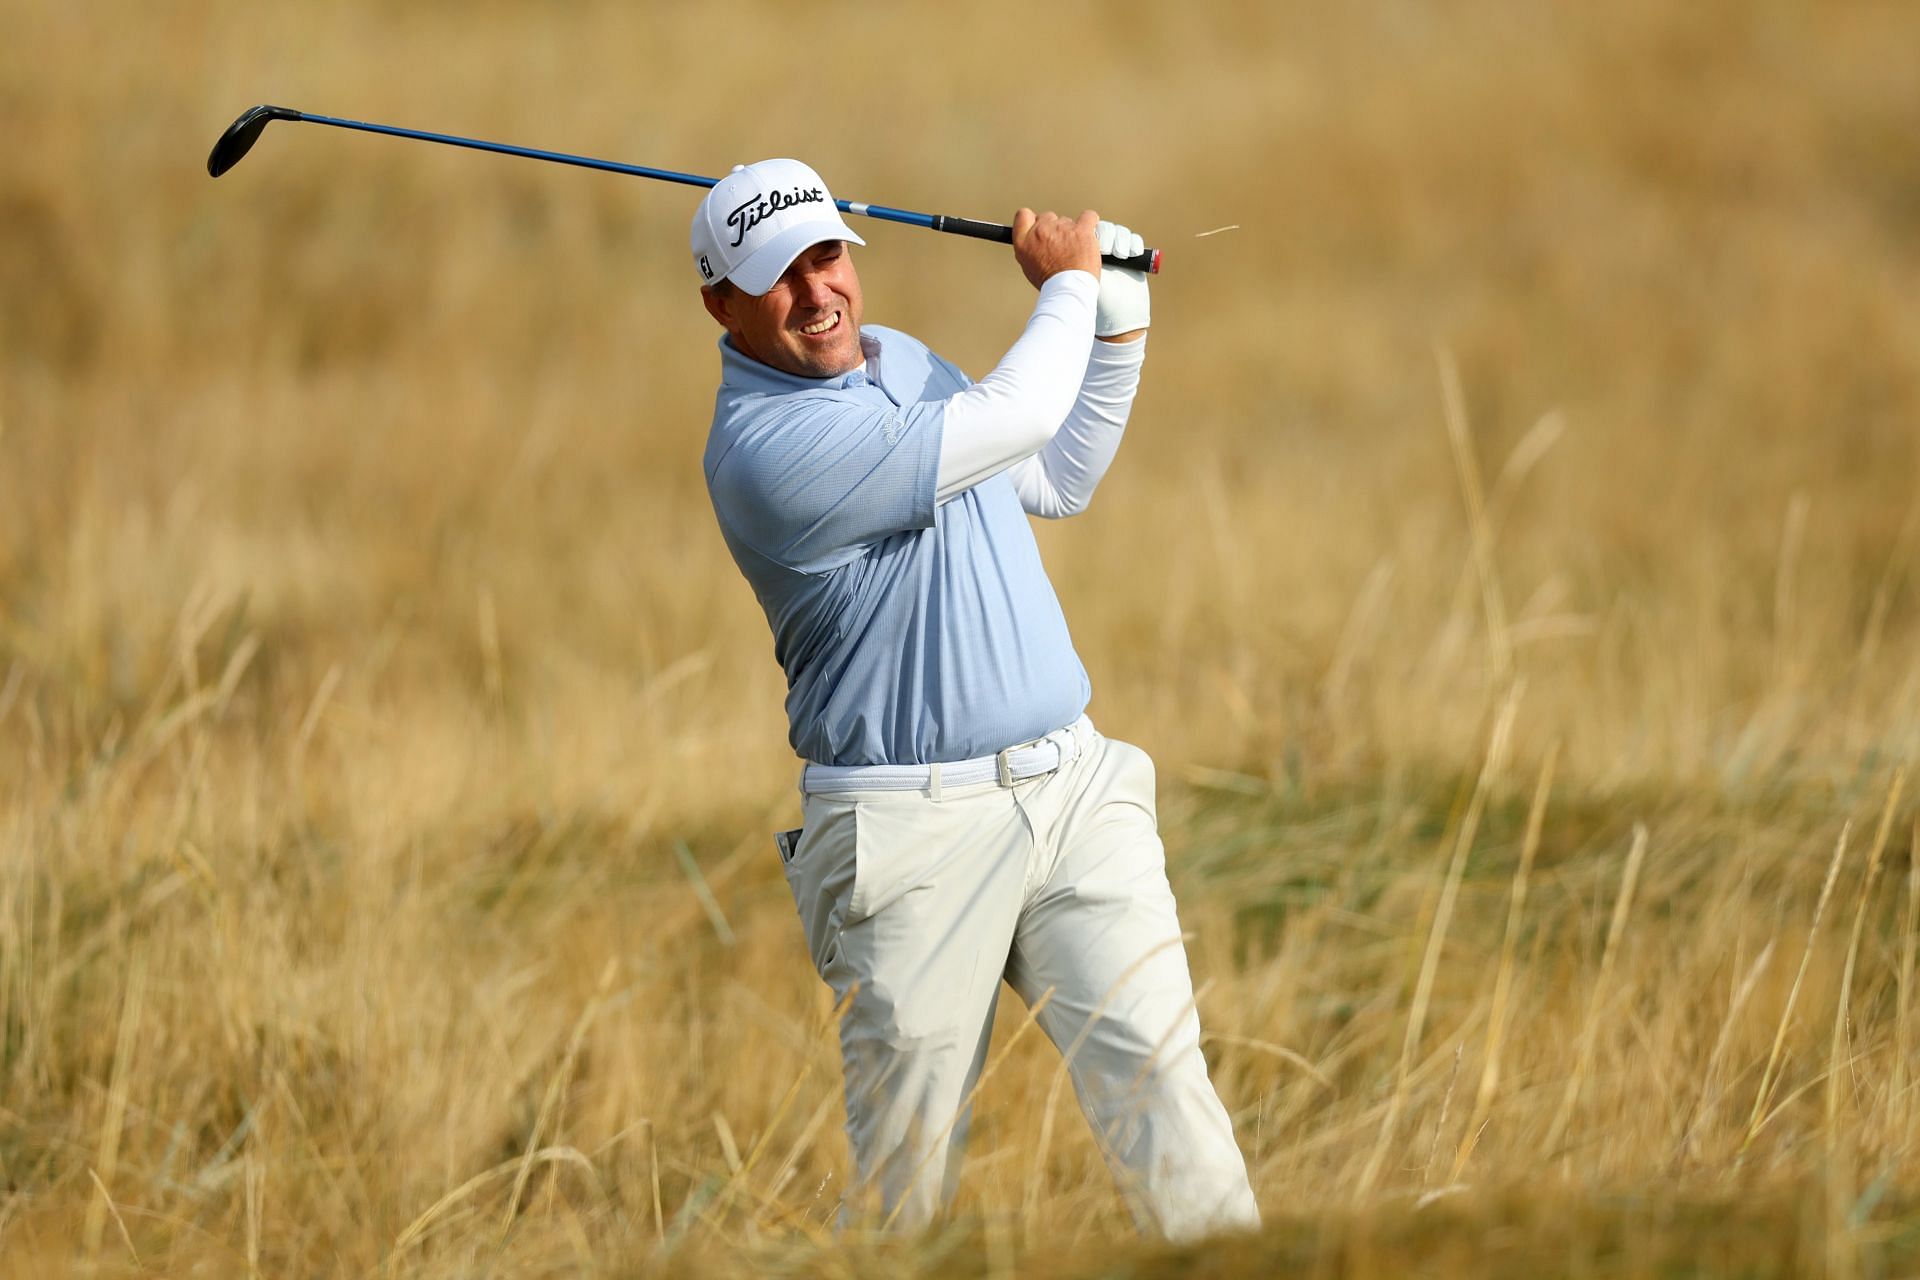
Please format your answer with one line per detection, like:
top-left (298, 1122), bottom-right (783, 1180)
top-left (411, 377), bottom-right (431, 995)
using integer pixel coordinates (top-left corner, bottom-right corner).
top-left (689, 158), bottom-right (865, 295)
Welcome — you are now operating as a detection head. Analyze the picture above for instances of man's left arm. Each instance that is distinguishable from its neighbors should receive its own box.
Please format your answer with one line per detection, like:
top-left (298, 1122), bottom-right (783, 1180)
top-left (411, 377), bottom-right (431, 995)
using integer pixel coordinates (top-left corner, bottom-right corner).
top-left (1010, 221), bottom-right (1151, 519)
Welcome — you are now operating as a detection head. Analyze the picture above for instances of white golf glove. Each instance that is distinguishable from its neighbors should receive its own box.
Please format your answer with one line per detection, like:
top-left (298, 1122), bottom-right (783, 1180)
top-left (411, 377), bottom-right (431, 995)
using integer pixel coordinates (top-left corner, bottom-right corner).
top-left (1093, 220), bottom-right (1150, 338)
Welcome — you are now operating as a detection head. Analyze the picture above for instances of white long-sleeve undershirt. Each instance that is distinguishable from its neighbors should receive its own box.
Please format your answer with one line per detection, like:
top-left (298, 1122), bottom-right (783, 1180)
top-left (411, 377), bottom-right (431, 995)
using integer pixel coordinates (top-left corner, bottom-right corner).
top-left (1007, 334), bottom-right (1146, 518)
top-left (933, 271), bottom-right (1145, 516)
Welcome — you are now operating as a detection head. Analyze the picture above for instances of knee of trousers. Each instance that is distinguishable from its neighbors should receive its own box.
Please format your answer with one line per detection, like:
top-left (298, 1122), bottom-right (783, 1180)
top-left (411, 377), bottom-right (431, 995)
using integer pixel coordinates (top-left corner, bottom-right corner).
top-left (1061, 995), bottom-right (1206, 1082)
top-left (836, 1019), bottom-right (985, 1143)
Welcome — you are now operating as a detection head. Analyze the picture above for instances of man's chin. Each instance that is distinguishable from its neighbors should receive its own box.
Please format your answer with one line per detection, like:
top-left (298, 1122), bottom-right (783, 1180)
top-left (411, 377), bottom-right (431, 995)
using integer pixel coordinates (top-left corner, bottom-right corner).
top-left (786, 337), bottom-right (862, 379)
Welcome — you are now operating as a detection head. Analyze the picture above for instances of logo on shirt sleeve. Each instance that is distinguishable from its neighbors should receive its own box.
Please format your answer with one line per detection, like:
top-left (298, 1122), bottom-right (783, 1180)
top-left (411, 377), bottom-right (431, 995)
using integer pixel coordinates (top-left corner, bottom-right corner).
top-left (882, 412), bottom-right (901, 446)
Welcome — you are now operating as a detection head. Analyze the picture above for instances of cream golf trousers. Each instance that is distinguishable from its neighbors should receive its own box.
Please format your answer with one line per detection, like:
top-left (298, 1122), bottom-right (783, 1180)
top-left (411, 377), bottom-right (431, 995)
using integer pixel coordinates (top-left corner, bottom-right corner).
top-left (780, 718), bottom-right (1259, 1238)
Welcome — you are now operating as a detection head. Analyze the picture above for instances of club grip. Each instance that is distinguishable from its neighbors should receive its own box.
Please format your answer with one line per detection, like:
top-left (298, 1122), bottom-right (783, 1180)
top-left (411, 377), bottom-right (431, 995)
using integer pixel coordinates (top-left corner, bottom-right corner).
top-left (1105, 246), bottom-right (1162, 274)
top-left (933, 215), bottom-right (1161, 275)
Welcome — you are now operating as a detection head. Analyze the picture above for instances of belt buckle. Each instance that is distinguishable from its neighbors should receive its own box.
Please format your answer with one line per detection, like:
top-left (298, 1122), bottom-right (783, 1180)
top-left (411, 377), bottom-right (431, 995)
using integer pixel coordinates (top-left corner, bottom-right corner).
top-left (996, 744), bottom-right (1018, 788)
top-left (995, 734), bottom-right (1056, 787)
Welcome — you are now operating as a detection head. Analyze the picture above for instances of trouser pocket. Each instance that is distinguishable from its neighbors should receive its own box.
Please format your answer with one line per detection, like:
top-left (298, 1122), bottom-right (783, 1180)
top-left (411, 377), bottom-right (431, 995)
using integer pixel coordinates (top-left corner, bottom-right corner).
top-left (783, 799), bottom-right (859, 980)
top-left (774, 827), bottom-right (803, 865)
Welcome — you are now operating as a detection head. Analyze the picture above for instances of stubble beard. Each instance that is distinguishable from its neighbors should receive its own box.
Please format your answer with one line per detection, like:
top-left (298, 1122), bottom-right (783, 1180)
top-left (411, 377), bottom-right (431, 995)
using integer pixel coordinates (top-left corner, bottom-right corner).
top-left (784, 297), bottom-right (861, 379)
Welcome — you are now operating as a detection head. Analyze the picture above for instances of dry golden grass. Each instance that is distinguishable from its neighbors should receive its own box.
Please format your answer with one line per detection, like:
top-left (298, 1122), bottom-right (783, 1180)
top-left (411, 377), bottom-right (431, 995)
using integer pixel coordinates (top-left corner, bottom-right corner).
top-left (4, 0), bottom-right (1920, 1274)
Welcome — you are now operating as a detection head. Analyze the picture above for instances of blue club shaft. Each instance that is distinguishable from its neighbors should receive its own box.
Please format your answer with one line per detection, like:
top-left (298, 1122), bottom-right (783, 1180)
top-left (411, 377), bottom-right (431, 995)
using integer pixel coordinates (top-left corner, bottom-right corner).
top-left (220, 107), bottom-right (1160, 272)
top-left (302, 112), bottom-right (944, 233)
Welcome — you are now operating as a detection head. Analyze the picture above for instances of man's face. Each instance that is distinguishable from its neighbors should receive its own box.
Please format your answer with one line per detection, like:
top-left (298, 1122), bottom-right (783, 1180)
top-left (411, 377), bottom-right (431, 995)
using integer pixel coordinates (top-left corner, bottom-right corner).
top-left (701, 240), bottom-right (865, 379)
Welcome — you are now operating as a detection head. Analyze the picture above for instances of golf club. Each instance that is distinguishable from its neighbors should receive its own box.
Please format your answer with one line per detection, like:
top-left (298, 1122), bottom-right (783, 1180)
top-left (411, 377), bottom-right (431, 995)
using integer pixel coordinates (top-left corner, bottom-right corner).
top-left (207, 104), bottom-right (1163, 274)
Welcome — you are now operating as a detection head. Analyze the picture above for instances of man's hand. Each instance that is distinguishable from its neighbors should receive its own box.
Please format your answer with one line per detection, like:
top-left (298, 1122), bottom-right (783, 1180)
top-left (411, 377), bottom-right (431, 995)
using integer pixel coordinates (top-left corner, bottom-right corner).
top-left (1012, 209), bottom-right (1101, 290)
top-left (1094, 221), bottom-right (1150, 342)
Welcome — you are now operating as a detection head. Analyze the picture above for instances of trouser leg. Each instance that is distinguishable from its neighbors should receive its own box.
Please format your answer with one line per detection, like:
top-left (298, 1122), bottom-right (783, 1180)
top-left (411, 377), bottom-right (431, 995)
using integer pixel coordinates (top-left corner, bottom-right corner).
top-left (1006, 734), bottom-right (1260, 1240)
top-left (785, 787), bottom-right (1026, 1228)
top-left (838, 984), bottom-right (1002, 1224)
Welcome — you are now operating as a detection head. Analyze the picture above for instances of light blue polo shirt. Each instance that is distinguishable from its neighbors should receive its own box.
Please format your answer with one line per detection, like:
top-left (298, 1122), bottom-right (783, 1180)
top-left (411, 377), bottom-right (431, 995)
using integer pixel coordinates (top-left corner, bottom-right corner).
top-left (704, 326), bottom-right (1091, 766)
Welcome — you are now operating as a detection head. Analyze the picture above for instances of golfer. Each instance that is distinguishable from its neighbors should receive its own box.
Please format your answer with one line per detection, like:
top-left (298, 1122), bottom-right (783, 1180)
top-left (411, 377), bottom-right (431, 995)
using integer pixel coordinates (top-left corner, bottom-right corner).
top-left (693, 159), bottom-right (1259, 1238)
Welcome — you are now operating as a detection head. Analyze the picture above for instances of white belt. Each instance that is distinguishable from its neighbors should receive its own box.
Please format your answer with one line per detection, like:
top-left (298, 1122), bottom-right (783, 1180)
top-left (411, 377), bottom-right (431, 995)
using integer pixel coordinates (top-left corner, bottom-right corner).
top-left (802, 717), bottom-right (1092, 797)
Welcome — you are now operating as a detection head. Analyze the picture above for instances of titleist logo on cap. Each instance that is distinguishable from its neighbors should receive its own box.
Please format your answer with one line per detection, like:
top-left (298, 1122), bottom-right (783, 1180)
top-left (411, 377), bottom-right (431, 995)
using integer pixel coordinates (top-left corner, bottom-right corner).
top-left (726, 186), bottom-right (826, 248)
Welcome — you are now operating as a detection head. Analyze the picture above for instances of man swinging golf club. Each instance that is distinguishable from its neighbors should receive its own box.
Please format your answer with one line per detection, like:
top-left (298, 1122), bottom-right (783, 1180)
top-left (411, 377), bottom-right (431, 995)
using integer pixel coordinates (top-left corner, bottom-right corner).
top-left (694, 159), bottom-right (1259, 1238)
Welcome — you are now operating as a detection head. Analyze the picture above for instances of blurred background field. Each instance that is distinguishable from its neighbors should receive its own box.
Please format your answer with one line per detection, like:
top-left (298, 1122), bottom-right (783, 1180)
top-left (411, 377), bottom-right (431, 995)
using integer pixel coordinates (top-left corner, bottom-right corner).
top-left (3, 0), bottom-right (1919, 1274)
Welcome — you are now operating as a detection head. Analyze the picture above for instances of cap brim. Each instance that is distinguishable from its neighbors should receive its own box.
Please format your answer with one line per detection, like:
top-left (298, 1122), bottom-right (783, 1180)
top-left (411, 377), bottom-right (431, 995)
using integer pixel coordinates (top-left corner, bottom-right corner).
top-left (728, 217), bottom-right (867, 295)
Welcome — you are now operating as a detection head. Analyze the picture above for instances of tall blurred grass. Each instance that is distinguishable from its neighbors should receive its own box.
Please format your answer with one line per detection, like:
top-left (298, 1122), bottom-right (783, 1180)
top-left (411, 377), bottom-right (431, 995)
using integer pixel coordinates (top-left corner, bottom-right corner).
top-left (3, 0), bottom-right (1919, 1274)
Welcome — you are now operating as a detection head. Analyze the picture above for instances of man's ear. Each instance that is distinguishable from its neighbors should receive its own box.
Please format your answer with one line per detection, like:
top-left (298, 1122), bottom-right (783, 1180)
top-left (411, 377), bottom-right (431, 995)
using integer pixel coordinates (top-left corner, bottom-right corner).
top-left (700, 285), bottom-right (731, 330)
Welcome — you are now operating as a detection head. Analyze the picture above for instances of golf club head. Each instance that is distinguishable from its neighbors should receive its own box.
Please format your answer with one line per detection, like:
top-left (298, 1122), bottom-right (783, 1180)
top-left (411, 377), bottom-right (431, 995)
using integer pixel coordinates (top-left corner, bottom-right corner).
top-left (207, 104), bottom-right (303, 178)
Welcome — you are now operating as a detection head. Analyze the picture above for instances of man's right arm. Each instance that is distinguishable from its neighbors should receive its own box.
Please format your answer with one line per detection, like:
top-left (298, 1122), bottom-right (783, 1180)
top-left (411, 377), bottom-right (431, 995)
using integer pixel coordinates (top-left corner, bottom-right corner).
top-left (933, 210), bottom-right (1103, 504)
